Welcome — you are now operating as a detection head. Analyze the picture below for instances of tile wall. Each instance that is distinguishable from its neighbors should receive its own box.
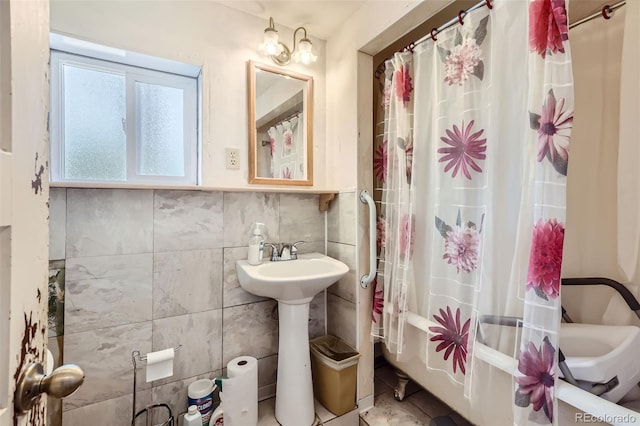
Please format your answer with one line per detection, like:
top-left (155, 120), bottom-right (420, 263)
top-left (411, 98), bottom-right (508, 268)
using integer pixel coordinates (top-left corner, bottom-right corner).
top-left (48, 188), bottom-right (326, 425)
top-left (326, 191), bottom-right (358, 349)
top-left (326, 189), bottom-right (375, 406)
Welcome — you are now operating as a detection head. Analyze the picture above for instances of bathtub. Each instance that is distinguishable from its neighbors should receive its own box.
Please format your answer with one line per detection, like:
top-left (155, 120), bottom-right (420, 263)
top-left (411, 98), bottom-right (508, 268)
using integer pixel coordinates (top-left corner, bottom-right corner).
top-left (380, 311), bottom-right (639, 426)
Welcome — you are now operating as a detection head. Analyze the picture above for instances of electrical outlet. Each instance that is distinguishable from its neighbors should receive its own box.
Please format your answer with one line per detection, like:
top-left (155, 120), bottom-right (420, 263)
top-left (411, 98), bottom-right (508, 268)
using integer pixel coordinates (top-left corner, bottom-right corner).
top-left (225, 148), bottom-right (240, 170)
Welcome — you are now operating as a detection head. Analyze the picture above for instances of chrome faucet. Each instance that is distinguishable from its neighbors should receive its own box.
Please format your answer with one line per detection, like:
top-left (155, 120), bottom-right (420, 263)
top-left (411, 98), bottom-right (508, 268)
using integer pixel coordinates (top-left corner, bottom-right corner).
top-left (280, 243), bottom-right (292, 260)
top-left (265, 241), bottom-right (304, 261)
top-left (264, 243), bottom-right (281, 261)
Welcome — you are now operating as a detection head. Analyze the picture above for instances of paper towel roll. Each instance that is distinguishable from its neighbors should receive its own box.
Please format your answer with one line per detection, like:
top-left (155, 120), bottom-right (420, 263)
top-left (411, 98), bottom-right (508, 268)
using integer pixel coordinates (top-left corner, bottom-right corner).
top-left (145, 348), bottom-right (174, 382)
top-left (224, 356), bottom-right (258, 426)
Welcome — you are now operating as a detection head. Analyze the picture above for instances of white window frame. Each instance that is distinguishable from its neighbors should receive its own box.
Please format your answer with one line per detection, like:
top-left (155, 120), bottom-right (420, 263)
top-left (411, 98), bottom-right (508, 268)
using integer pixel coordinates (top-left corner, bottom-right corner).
top-left (50, 50), bottom-right (199, 186)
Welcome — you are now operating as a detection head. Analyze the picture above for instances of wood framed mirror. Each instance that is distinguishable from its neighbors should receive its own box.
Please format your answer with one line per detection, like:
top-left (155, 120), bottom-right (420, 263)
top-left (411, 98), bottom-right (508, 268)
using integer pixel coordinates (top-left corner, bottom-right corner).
top-left (248, 61), bottom-right (313, 185)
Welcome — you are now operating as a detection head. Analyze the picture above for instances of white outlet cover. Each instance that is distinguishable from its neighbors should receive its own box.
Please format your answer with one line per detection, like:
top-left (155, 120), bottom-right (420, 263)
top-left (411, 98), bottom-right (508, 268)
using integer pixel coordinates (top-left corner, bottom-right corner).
top-left (225, 148), bottom-right (240, 170)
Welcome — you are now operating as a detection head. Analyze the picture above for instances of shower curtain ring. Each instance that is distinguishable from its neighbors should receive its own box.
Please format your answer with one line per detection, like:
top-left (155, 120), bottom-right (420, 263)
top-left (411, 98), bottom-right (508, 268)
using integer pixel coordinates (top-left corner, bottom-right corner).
top-left (485, 0), bottom-right (493, 9)
top-left (430, 28), bottom-right (438, 41)
top-left (602, 5), bottom-right (613, 19)
top-left (458, 10), bottom-right (465, 25)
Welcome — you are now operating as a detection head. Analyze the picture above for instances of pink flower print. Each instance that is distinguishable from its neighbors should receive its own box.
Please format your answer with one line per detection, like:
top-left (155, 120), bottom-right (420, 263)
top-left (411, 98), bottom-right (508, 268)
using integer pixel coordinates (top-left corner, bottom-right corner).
top-left (429, 306), bottom-right (470, 375)
top-left (443, 224), bottom-right (480, 273)
top-left (376, 216), bottom-right (386, 250)
top-left (373, 140), bottom-right (388, 183)
top-left (269, 137), bottom-right (275, 157)
top-left (436, 210), bottom-right (483, 274)
top-left (438, 120), bottom-right (487, 180)
top-left (372, 287), bottom-right (384, 323)
top-left (527, 218), bottom-right (564, 300)
top-left (399, 214), bottom-right (415, 260)
top-left (531, 90), bottom-right (572, 176)
top-left (282, 167), bottom-right (292, 179)
top-left (394, 64), bottom-right (412, 107)
top-left (283, 129), bottom-right (293, 153)
top-left (529, 0), bottom-right (569, 58)
top-left (444, 37), bottom-right (482, 86)
top-left (515, 336), bottom-right (555, 423)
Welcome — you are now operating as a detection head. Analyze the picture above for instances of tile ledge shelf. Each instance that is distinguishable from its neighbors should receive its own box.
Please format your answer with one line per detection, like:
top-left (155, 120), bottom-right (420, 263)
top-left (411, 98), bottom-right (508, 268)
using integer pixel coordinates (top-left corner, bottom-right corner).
top-left (50, 181), bottom-right (342, 194)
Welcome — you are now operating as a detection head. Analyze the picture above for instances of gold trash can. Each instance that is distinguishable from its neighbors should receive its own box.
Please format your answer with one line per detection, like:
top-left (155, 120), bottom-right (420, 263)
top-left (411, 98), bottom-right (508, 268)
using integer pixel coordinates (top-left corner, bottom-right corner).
top-left (310, 335), bottom-right (361, 416)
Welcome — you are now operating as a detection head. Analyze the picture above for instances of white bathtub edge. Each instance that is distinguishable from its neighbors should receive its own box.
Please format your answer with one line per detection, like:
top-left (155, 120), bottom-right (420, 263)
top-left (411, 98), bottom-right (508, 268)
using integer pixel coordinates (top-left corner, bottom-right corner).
top-left (406, 311), bottom-right (640, 425)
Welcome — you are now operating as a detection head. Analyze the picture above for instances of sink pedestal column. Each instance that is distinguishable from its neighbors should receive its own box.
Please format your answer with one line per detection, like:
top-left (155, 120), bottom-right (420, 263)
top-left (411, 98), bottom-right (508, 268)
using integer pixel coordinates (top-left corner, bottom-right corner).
top-left (275, 300), bottom-right (315, 426)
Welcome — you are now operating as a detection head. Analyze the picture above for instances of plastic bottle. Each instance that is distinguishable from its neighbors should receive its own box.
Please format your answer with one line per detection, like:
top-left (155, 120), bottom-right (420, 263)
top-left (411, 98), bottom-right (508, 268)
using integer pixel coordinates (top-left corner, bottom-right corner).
top-left (183, 405), bottom-right (203, 426)
top-left (211, 377), bottom-right (226, 425)
top-left (248, 223), bottom-right (265, 265)
top-left (187, 378), bottom-right (218, 424)
top-left (209, 404), bottom-right (224, 426)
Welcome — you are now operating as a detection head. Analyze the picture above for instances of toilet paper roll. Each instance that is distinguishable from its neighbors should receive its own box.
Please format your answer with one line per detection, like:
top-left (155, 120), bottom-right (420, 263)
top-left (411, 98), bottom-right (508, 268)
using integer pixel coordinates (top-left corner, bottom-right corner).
top-left (145, 348), bottom-right (174, 382)
top-left (224, 356), bottom-right (258, 426)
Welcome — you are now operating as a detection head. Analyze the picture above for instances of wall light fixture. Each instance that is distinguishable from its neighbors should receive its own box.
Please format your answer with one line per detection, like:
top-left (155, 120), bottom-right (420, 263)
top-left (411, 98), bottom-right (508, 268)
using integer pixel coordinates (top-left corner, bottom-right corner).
top-left (258, 17), bottom-right (317, 66)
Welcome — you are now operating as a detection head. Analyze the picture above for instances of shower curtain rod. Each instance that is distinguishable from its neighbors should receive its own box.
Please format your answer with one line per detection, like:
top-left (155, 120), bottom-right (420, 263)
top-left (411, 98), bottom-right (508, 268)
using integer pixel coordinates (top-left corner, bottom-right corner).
top-left (569, 1), bottom-right (626, 30)
top-left (409, 0), bottom-right (489, 51)
top-left (381, 0), bottom-right (626, 69)
top-left (276, 111), bottom-right (300, 124)
top-left (374, 0), bottom-right (490, 78)
top-left (260, 111), bottom-right (300, 133)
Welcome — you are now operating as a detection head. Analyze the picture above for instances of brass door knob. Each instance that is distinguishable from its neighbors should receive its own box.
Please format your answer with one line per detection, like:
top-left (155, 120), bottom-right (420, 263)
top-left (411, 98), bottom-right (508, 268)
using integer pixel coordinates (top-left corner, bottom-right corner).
top-left (14, 362), bottom-right (84, 414)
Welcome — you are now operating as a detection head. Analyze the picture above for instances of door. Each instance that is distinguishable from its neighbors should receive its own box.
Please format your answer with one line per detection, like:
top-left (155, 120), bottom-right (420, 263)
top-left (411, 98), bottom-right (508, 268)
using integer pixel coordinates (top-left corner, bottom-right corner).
top-left (0, 0), bottom-right (51, 425)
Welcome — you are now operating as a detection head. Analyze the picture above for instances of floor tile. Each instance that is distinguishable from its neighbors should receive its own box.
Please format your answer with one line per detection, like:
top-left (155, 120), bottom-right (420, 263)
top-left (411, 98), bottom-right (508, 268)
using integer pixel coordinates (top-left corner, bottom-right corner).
top-left (374, 364), bottom-right (421, 399)
top-left (364, 363), bottom-right (475, 426)
top-left (407, 389), bottom-right (452, 418)
top-left (374, 376), bottom-right (393, 396)
top-left (449, 412), bottom-right (474, 426)
top-left (324, 408), bottom-right (359, 425)
top-left (315, 399), bottom-right (337, 423)
top-left (257, 397), bottom-right (342, 426)
top-left (360, 392), bottom-right (431, 426)
top-left (257, 398), bottom-right (279, 426)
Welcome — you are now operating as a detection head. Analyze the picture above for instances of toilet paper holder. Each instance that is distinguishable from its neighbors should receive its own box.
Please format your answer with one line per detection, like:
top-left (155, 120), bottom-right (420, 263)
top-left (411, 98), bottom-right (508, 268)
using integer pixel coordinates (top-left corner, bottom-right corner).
top-left (131, 346), bottom-right (182, 426)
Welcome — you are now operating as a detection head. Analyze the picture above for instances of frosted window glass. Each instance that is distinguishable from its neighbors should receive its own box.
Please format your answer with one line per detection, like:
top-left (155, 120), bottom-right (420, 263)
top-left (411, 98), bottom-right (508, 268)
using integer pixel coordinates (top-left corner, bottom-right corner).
top-left (63, 65), bottom-right (126, 180)
top-left (136, 82), bottom-right (184, 176)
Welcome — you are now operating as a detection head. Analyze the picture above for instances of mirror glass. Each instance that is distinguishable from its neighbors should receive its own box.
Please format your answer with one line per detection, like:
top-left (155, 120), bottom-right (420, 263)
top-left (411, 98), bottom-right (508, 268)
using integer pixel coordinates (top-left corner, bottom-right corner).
top-left (248, 61), bottom-right (313, 185)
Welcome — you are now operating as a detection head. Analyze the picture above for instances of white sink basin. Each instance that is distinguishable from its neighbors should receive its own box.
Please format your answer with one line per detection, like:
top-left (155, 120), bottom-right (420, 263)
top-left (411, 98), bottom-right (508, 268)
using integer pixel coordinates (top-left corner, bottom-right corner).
top-left (236, 252), bottom-right (348, 303)
top-left (235, 252), bottom-right (348, 426)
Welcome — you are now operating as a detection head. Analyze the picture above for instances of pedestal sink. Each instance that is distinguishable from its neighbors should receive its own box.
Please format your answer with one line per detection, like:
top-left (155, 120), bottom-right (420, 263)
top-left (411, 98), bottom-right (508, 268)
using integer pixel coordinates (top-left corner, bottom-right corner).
top-left (236, 253), bottom-right (348, 426)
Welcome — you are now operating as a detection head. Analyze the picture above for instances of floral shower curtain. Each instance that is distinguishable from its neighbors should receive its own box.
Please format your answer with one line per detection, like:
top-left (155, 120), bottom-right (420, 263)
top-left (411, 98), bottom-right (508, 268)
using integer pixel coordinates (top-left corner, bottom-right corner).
top-left (372, 1), bottom-right (573, 424)
top-left (371, 53), bottom-right (414, 355)
top-left (267, 115), bottom-right (302, 179)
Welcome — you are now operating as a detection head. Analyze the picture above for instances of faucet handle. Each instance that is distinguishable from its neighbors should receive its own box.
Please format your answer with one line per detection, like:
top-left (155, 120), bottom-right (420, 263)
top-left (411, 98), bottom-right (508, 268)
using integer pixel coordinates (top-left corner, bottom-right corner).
top-left (264, 243), bottom-right (279, 261)
top-left (291, 241), bottom-right (305, 260)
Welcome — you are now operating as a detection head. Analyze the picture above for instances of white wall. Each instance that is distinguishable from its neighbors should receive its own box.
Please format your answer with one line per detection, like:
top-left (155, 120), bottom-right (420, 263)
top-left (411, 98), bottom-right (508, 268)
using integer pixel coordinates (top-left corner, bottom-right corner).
top-left (561, 7), bottom-right (628, 325)
top-left (325, 0), bottom-right (454, 189)
top-left (50, 0), bottom-right (327, 191)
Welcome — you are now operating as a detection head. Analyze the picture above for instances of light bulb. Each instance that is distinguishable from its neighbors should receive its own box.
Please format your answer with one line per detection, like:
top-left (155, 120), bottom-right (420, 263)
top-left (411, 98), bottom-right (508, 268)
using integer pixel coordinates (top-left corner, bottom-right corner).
top-left (293, 38), bottom-right (317, 64)
top-left (259, 28), bottom-right (280, 56)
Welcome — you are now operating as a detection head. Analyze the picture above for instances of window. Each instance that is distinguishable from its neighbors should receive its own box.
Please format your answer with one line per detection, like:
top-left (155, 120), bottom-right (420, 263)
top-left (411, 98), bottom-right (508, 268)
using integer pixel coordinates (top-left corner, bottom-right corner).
top-left (50, 38), bottom-right (200, 186)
